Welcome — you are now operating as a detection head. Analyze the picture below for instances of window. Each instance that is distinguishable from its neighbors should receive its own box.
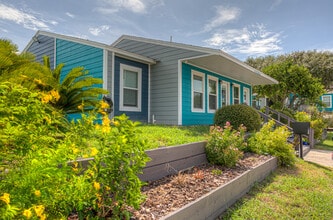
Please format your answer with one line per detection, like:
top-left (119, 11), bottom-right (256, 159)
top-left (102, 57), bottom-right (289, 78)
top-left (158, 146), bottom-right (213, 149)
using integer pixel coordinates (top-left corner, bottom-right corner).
top-left (322, 95), bottom-right (332, 108)
top-left (243, 87), bottom-right (250, 105)
top-left (208, 76), bottom-right (218, 112)
top-left (221, 81), bottom-right (230, 107)
top-left (233, 84), bottom-right (240, 104)
top-left (120, 64), bottom-right (142, 112)
top-left (192, 71), bottom-right (205, 112)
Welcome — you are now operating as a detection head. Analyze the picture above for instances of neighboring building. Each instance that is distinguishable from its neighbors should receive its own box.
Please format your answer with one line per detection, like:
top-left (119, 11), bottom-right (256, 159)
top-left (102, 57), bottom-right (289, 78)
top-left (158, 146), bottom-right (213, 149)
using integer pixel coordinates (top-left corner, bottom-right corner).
top-left (320, 93), bottom-right (333, 112)
top-left (24, 31), bottom-right (278, 125)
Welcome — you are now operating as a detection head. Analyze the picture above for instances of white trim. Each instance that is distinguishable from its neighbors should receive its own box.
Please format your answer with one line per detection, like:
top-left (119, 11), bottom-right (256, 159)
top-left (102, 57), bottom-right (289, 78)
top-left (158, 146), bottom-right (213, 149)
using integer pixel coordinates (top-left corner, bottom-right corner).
top-left (178, 60), bottom-right (183, 125)
top-left (207, 75), bottom-right (218, 113)
top-left (191, 70), bottom-right (205, 113)
top-left (232, 83), bottom-right (241, 104)
top-left (221, 81), bottom-right (230, 107)
top-left (243, 87), bottom-right (250, 105)
top-left (111, 52), bottom-right (115, 118)
top-left (103, 49), bottom-right (108, 90)
top-left (322, 95), bottom-right (332, 108)
top-left (53, 38), bottom-right (56, 69)
top-left (148, 64), bottom-right (151, 123)
top-left (119, 64), bottom-right (142, 112)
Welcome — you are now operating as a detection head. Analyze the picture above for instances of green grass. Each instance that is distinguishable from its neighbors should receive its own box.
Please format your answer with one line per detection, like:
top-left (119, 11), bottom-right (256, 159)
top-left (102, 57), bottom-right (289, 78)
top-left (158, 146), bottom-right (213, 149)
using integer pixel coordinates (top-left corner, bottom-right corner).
top-left (315, 132), bottom-right (333, 151)
top-left (137, 125), bottom-right (209, 149)
top-left (220, 159), bottom-right (333, 219)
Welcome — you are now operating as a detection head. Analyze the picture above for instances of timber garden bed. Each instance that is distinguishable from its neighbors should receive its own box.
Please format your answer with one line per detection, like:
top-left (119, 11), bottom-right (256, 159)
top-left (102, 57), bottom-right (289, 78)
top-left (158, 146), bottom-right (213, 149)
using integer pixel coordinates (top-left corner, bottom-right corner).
top-left (129, 142), bottom-right (277, 220)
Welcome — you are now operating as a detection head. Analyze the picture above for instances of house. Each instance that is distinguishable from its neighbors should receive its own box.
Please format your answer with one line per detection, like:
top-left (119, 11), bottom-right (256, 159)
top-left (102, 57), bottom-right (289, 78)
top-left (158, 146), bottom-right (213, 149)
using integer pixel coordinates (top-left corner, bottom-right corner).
top-left (24, 31), bottom-right (278, 125)
top-left (320, 93), bottom-right (333, 113)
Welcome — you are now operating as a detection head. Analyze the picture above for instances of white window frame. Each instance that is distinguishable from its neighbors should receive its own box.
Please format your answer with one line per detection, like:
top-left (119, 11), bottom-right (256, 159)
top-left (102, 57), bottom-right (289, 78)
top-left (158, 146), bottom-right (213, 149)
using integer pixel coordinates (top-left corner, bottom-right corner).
top-left (191, 70), bottom-right (205, 112)
top-left (243, 87), bottom-right (250, 105)
top-left (119, 64), bottom-right (142, 112)
top-left (208, 76), bottom-right (218, 113)
top-left (322, 95), bottom-right (332, 108)
top-left (221, 81), bottom-right (230, 107)
top-left (233, 84), bottom-right (240, 104)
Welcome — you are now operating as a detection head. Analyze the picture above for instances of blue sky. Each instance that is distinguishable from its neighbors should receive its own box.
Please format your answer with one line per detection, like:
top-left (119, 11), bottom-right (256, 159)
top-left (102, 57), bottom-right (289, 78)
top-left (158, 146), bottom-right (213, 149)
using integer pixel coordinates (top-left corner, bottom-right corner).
top-left (0, 0), bottom-right (332, 60)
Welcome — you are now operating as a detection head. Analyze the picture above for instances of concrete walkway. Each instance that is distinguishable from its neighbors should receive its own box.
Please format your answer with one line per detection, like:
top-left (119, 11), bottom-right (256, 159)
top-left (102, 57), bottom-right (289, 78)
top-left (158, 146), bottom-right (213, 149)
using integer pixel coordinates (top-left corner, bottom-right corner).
top-left (304, 149), bottom-right (333, 168)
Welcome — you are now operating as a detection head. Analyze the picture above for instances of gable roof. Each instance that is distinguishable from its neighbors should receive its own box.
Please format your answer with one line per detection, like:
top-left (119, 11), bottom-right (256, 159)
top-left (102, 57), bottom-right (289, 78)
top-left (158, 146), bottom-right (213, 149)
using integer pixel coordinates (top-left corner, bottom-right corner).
top-left (23, 31), bottom-right (156, 65)
top-left (113, 35), bottom-right (278, 85)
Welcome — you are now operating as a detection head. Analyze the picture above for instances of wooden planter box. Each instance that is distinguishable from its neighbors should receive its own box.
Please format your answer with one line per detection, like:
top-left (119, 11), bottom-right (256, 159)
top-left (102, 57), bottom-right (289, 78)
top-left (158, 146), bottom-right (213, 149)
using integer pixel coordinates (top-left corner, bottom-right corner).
top-left (161, 157), bottom-right (277, 220)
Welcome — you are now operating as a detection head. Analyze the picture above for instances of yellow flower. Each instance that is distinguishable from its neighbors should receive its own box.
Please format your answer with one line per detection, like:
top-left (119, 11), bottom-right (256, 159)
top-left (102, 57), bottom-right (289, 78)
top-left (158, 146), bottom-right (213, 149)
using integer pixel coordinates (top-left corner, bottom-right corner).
top-left (0, 193), bottom-right (10, 205)
top-left (102, 116), bottom-right (111, 126)
top-left (50, 90), bottom-right (60, 101)
top-left (40, 214), bottom-right (47, 220)
top-left (23, 209), bottom-right (32, 219)
top-left (105, 186), bottom-right (111, 191)
top-left (34, 190), bottom-right (41, 197)
top-left (101, 126), bottom-right (111, 133)
top-left (77, 103), bottom-right (84, 110)
top-left (90, 147), bottom-right (98, 157)
top-left (41, 94), bottom-right (52, 104)
top-left (100, 101), bottom-right (109, 109)
top-left (93, 181), bottom-right (101, 191)
top-left (113, 120), bottom-right (120, 126)
top-left (33, 205), bottom-right (44, 217)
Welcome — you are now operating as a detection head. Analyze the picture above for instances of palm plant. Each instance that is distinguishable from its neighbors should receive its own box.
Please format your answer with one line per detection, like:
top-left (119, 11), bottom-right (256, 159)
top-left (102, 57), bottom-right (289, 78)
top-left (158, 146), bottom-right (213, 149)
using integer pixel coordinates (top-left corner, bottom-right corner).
top-left (42, 56), bottom-right (109, 113)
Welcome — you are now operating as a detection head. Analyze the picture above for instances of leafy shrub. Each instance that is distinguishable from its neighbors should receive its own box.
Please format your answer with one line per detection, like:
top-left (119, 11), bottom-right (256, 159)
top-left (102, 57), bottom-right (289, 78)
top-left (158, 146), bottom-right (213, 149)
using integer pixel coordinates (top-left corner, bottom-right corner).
top-left (205, 122), bottom-right (246, 167)
top-left (0, 83), bottom-right (150, 219)
top-left (294, 111), bottom-right (327, 140)
top-left (214, 104), bottom-right (261, 132)
top-left (248, 120), bottom-right (296, 166)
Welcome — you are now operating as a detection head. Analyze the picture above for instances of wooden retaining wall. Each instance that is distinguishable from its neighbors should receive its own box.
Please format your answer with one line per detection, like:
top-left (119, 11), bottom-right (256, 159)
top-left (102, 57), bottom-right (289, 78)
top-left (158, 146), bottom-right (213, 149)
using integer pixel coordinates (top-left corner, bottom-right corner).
top-left (139, 141), bottom-right (207, 182)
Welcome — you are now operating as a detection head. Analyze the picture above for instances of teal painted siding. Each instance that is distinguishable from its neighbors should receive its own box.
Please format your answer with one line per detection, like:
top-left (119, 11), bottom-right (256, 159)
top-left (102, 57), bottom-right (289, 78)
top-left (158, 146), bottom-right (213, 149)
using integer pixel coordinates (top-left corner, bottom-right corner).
top-left (182, 63), bottom-right (252, 125)
top-left (55, 39), bottom-right (104, 121)
top-left (56, 39), bottom-right (104, 84)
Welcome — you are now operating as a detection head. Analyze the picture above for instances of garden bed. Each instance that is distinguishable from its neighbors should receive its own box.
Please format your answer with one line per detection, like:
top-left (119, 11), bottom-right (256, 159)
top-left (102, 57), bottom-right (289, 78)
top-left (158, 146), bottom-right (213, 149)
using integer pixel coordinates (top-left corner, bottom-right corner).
top-left (130, 153), bottom-right (277, 220)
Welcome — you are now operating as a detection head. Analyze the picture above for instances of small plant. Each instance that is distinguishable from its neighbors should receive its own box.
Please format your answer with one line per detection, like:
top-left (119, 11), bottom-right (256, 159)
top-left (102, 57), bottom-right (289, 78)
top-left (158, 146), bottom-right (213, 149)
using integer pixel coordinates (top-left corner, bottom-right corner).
top-left (192, 169), bottom-right (205, 180)
top-left (211, 169), bottom-right (223, 176)
top-left (171, 173), bottom-right (188, 186)
top-left (205, 122), bottom-right (245, 167)
top-left (248, 120), bottom-right (296, 166)
top-left (214, 104), bottom-right (261, 132)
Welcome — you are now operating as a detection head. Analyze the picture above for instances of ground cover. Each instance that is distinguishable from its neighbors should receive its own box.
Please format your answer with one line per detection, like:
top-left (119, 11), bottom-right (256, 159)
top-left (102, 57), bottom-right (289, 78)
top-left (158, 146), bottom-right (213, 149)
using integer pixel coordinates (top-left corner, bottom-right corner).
top-left (137, 125), bottom-right (209, 149)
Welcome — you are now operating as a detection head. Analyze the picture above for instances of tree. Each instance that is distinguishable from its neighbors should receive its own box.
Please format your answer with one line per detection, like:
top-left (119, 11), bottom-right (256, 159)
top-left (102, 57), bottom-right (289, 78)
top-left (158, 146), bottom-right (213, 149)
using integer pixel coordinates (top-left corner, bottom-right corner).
top-left (255, 60), bottom-right (324, 110)
top-left (246, 50), bottom-right (333, 91)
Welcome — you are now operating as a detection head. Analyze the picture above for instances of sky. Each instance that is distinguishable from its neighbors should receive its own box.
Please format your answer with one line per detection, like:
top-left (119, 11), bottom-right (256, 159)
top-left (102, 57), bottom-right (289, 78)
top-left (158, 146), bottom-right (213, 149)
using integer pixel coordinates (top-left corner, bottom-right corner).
top-left (0, 0), bottom-right (332, 60)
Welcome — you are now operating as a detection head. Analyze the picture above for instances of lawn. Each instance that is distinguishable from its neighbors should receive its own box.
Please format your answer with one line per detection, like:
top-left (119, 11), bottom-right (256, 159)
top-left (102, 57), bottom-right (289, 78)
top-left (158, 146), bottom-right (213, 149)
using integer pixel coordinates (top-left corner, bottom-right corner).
top-left (219, 131), bottom-right (333, 220)
top-left (314, 131), bottom-right (333, 151)
top-left (137, 125), bottom-right (209, 149)
top-left (219, 159), bottom-right (333, 219)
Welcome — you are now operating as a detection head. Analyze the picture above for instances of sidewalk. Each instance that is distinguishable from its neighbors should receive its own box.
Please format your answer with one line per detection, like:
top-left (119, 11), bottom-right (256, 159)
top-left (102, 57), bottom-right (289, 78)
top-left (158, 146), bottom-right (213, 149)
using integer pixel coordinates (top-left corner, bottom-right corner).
top-left (304, 149), bottom-right (333, 168)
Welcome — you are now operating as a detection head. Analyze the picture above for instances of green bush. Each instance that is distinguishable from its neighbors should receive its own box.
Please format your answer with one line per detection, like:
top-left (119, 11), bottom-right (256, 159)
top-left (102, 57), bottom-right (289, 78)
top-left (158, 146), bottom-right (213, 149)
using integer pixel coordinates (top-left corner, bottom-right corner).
top-left (205, 122), bottom-right (246, 167)
top-left (248, 120), bottom-right (296, 167)
top-left (294, 111), bottom-right (327, 140)
top-left (0, 82), bottom-right (150, 219)
top-left (214, 104), bottom-right (261, 132)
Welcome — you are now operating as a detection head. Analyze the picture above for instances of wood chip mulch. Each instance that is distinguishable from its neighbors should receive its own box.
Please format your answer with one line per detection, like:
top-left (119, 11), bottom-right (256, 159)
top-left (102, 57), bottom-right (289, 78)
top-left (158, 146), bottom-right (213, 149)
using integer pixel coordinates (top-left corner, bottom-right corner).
top-left (129, 153), bottom-right (272, 220)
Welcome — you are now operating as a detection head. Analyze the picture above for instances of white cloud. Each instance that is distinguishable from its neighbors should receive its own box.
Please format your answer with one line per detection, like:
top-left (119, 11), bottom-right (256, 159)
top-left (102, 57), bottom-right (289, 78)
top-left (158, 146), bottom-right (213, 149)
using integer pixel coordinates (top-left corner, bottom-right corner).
top-left (66, 12), bottom-right (75, 18)
top-left (205, 24), bottom-right (283, 56)
top-left (0, 3), bottom-right (55, 31)
top-left (89, 25), bottom-right (110, 36)
top-left (204, 6), bottom-right (241, 32)
top-left (96, 0), bottom-right (164, 14)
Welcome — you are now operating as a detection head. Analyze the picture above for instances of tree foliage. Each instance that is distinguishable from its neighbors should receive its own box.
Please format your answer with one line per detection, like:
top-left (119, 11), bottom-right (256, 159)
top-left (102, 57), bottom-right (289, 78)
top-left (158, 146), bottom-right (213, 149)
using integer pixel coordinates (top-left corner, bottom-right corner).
top-left (255, 60), bottom-right (324, 110)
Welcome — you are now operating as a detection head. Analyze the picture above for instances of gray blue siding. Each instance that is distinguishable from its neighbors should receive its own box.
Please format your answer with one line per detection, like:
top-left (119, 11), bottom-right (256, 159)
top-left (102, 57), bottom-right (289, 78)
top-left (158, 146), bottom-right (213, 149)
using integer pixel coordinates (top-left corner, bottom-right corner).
top-left (114, 40), bottom-right (206, 125)
top-left (26, 34), bottom-right (55, 67)
top-left (114, 56), bottom-right (149, 123)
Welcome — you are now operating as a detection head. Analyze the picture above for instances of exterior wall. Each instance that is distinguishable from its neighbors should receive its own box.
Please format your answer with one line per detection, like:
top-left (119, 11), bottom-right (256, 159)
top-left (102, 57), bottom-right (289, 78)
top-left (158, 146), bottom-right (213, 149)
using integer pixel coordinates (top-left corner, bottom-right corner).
top-left (56, 39), bottom-right (104, 83)
top-left (113, 56), bottom-right (149, 123)
top-left (26, 34), bottom-right (55, 67)
top-left (320, 93), bottom-right (333, 112)
top-left (182, 63), bottom-right (252, 125)
top-left (114, 40), bottom-right (206, 125)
